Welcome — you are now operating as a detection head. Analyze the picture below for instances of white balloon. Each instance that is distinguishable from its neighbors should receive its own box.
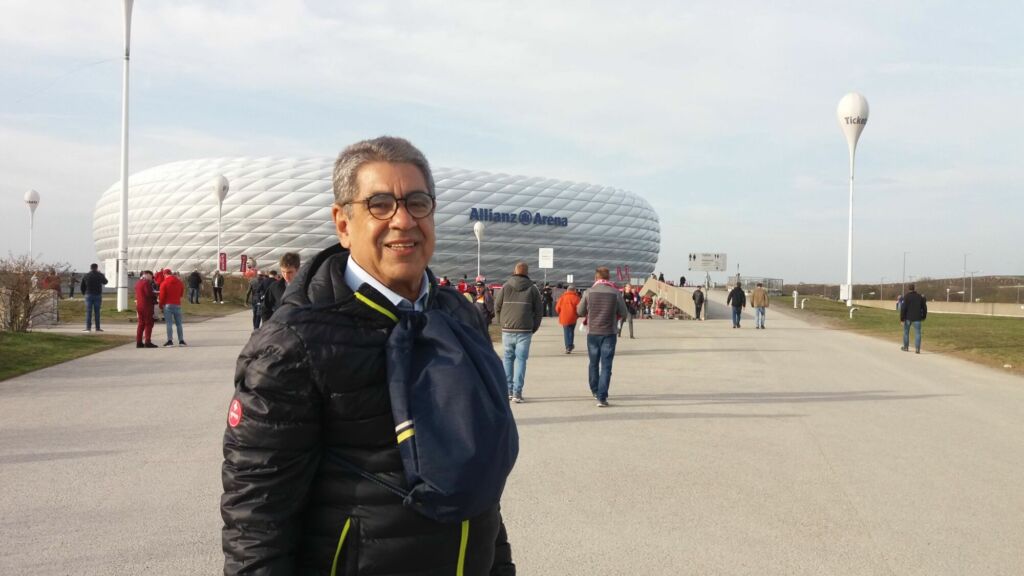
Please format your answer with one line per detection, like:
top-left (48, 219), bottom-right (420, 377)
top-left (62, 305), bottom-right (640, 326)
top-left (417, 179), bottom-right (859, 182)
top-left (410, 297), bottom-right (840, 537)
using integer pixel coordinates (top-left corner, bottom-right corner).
top-left (837, 92), bottom-right (870, 155)
top-left (24, 189), bottom-right (40, 213)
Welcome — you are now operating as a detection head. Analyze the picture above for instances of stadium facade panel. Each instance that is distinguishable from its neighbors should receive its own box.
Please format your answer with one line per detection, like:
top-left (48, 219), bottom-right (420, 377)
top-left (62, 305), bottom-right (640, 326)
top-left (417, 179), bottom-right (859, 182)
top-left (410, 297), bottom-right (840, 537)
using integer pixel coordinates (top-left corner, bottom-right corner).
top-left (93, 157), bottom-right (660, 283)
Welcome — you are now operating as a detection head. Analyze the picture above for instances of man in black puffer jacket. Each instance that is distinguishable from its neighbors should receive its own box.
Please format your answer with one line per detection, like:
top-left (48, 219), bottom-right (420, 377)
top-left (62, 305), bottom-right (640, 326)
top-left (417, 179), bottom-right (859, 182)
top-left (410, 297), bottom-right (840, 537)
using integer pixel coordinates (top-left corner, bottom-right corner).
top-left (221, 137), bottom-right (515, 575)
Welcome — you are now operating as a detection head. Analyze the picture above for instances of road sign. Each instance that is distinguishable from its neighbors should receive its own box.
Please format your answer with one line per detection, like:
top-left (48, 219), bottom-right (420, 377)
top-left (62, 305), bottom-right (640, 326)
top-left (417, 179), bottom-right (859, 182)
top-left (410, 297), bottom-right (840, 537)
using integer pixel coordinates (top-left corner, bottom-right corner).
top-left (539, 248), bottom-right (554, 269)
top-left (688, 253), bottom-right (727, 272)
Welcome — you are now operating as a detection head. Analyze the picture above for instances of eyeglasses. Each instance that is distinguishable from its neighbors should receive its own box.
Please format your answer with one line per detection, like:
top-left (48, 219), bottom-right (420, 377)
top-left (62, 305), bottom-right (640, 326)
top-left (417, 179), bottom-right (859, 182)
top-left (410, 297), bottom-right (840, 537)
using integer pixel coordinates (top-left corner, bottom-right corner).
top-left (343, 191), bottom-right (436, 220)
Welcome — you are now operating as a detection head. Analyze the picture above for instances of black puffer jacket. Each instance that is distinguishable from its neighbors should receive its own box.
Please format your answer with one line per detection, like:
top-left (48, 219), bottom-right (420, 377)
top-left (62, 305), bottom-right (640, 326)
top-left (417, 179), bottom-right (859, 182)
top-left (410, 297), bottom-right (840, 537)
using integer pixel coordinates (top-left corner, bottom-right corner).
top-left (222, 244), bottom-right (515, 576)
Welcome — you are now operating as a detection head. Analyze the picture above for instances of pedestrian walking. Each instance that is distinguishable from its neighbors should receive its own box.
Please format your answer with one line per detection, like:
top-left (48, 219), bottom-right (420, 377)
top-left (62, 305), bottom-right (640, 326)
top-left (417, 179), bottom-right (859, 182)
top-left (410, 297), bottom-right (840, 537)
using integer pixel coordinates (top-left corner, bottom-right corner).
top-left (134, 270), bottom-right (158, 348)
top-left (577, 267), bottom-right (628, 407)
top-left (212, 270), bottom-right (225, 303)
top-left (542, 283), bottom-right (554, 317)
top-left (221, 136), bottom-right (516, 575)
top-left (555, 285), bottom-right (581, 353)
top-left (692, 286), bottom-right (705, 320)
top-left (619, 284), bottom-right (637, 338)
top-left (244, 271), bottom-right (268, 330)
top-left (727, 282), bottom-right (746, 328)
top-left (158, 270), bottom-right (186, 346)
top-left (80, 263), bottom-right (108, 332)
top-left (751, 282), bottom-right (770, 329)
top-left (899, 283), bottom-right (928, 353)
top-left (474, 280), bottom-right (495, 326)
top-left (68, 272), bottom-right (77, 298)
top-left (494, 261), bottom-right (543, 403)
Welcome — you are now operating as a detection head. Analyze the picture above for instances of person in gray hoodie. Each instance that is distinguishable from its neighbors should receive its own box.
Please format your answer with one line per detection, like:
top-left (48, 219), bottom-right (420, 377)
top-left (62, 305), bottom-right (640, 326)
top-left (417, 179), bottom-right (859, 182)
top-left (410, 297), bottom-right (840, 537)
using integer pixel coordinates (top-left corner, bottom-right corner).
top-left (494, 261), bottom-right (544, 403)
top-left (578, 267), bottom-right (629, 407)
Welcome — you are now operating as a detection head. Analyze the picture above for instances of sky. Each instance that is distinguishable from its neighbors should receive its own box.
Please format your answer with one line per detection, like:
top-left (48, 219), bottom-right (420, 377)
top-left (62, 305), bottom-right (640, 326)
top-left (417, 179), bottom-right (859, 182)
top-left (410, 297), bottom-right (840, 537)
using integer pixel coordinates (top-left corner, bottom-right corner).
top-left (1, 1), bottom-right (1021, 284)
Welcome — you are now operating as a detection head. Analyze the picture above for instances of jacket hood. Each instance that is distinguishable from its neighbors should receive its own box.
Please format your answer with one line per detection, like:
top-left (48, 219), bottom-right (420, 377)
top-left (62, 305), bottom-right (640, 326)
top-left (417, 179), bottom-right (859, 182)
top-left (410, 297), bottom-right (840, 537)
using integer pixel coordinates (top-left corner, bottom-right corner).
top-left (503, 274), bottom-right (533, 291)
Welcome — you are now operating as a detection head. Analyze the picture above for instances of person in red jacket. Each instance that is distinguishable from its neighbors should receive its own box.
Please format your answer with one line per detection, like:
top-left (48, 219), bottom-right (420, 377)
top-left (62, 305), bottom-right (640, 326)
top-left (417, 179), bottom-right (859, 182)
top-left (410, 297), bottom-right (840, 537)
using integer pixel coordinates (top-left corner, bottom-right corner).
top-left (134, 270), bottom-right (158, 348)
top-left (158, 269), bottom-right (187, 346)
top-left (555, 286), bottom-right (581, 354)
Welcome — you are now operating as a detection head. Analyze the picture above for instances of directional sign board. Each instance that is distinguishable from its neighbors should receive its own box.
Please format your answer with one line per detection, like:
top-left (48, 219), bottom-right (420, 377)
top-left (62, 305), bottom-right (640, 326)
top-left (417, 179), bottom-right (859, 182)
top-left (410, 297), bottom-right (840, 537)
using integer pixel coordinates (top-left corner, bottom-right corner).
top-left (539, 248), bottom-right (554, 269)
top-left (688, 252), bottom-right (727, 272)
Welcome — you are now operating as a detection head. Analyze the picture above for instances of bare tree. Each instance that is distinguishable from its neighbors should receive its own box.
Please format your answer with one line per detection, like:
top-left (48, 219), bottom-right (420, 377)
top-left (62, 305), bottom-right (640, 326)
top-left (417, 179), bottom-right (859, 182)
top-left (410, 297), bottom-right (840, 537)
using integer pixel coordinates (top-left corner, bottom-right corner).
top-left (0, 254), bottom-right (68, 332)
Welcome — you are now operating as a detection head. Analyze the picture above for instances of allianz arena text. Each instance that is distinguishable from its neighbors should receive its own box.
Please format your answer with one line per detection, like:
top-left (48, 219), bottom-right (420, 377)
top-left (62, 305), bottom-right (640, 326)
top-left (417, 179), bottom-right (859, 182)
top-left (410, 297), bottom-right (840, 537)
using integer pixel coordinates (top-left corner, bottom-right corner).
top-left (93, 157), bottom-right (661, 283)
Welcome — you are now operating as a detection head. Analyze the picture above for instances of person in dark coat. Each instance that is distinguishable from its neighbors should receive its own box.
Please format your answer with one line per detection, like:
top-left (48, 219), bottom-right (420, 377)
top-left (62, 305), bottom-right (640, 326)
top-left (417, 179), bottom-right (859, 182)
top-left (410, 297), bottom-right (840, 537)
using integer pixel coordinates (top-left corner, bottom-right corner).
top-left (899, 284), bottom-right (928, 353)
top-left (726, 282), bottom-right (746, 328)
top-left (221, 136), bottom-right (515, 575)
top-left (259, 252), bottom-right (301, 324)
top-left (80, 263), bottom-right (108, 332)
top-left (692, 286), bottom-right (705, 320)
top-left (187, 269), bottom-right (203, 304)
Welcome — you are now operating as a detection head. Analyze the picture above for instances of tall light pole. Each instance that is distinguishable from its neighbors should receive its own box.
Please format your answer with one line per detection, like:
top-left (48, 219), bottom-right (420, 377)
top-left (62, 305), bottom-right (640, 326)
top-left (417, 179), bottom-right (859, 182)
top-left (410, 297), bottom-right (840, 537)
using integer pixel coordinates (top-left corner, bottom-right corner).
top-left (213, 175), bottom-right (229, 271)
top-left (902, 251), bottom-right (909, 297)
top-left (962, 253), bottom-right (968, 305)
top-left (116, 0), bottom-right (135, 311)
top-left (969, 270), bottom-right (981, 303)
top-left (24, 189), bottom-right (40, 255)
top-left (473, 221), bottom-right (485, 280)
top-left (837, 93), bottom-right (869, 307)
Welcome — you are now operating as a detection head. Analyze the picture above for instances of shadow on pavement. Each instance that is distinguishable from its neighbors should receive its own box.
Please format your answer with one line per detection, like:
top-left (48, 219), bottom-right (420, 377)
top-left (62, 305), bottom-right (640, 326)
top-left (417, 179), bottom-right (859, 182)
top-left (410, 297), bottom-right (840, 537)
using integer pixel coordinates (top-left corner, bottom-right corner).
top-left (514, 411), bottom-right (803, 426)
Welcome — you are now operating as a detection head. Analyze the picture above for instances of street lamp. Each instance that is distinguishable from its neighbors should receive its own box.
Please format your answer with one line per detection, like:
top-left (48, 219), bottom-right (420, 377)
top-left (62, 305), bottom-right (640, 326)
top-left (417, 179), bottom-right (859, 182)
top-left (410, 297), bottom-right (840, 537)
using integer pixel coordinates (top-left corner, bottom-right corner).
top-left (946, 287), bottom-right (951, 302)
top-left (473, 221), bottom-right (485, 280)
top-left (837, 92), bottom-right (869, 307)
top-left (969, 270), bottom-right (981, 303)
top-left (901, 251), bottom-right (909, 297)
top-left (212, 175), bottom-right (229, 271)
top-left (116, 0), bottom-right (135, 312)
top-left (24, 189), bottom-right (40, 255)
top-left (880, 276), bottom-right (886, 300)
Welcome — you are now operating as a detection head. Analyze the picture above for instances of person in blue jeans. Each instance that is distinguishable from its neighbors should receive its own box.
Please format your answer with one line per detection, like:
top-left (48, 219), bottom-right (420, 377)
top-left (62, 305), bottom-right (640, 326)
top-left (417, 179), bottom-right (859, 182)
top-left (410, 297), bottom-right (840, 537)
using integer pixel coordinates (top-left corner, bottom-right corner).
top-left (79, 263), bottom-right (108, 332)
top-left (727, 282), bottom-right (746, 328)
top-left (899, 284), bottom-right (928, 353)
top-left (494, 262), bottom-right (543, 403)
top-left (577, 267), bottom-right (628, 407)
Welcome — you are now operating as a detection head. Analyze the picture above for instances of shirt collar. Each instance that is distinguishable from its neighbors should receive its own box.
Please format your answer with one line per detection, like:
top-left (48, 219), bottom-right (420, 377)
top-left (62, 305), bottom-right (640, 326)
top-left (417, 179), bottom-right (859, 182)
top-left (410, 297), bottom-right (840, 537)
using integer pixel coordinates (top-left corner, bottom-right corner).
top-left (344, 256), bottom-right (430, 312)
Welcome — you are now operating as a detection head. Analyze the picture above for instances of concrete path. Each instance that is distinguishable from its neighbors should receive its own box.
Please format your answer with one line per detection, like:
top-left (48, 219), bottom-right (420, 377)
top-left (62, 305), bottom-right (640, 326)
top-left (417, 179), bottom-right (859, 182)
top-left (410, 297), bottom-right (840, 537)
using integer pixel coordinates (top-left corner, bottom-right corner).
top-left (1, 307), bottom-right (1022, 575)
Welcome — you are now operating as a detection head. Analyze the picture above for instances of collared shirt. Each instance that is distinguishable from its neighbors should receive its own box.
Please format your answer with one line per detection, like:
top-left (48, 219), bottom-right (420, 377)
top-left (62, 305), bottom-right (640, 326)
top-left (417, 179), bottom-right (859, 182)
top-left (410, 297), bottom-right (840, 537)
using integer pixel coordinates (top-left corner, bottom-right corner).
top-left (345, 256), bottom-right (429, 312)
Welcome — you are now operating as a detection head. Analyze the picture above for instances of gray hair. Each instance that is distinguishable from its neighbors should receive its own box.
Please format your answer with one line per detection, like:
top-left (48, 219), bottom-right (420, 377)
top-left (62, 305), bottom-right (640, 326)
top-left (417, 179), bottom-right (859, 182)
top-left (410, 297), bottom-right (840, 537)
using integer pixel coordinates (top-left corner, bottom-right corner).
top-left (332, 136), bottom-right (435, 207)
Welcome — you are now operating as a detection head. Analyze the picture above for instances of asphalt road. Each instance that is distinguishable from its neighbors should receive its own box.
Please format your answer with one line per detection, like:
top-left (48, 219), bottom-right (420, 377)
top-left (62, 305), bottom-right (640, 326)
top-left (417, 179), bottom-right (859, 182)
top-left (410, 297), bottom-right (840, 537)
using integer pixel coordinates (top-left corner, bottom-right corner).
top-left (1, 303), bottom-right (1021, 575)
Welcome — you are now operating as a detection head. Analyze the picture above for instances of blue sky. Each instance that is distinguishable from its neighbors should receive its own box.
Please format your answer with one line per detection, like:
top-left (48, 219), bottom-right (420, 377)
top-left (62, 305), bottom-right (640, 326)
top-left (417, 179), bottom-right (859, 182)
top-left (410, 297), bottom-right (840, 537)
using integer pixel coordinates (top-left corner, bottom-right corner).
top-left (2, 1), bottom-right (1021, 284)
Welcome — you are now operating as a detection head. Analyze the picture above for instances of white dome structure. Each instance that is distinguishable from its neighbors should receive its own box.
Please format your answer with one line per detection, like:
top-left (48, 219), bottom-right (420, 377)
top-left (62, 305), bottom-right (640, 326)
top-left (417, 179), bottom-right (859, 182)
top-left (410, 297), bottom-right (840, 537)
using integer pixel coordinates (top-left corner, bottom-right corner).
top-left (93, 157), bottom-right (660, 283)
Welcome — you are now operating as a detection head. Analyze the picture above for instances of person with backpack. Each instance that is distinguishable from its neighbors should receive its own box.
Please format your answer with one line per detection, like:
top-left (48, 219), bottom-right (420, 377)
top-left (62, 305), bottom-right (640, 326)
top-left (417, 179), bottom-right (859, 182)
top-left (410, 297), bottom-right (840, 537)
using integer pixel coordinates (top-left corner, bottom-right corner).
top-left (187, 269), bottom-right (203, 304)
top-left (221, 137), bottom-right (516, 575)
top-left (727, 282), bottom-right (746, 328)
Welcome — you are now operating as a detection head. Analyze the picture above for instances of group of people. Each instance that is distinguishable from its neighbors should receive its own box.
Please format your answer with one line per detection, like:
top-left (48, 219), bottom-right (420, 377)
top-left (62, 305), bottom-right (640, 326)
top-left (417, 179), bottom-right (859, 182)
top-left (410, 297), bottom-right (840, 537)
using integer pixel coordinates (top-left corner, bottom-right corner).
top-left (493, 261), bottom-right (629, 408)
top-left (243, 252), bottom-right (301, 330)
top-left (132, 268), bottom-right (187, 347)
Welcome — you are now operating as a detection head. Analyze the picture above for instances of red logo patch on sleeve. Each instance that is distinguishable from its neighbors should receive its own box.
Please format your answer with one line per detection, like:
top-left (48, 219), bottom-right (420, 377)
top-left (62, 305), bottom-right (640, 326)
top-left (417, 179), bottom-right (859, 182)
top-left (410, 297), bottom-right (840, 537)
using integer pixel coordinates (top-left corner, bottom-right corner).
top-left (227, 399), bottom-right (243, 428)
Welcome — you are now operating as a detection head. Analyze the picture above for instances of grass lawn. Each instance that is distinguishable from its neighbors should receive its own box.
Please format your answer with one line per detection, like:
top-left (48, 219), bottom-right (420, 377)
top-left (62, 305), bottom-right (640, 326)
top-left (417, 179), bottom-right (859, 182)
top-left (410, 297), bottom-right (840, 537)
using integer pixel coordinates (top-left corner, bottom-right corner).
top-left (0, 332), bottom-right (134, 382)
top-left (58, 298), bottom-right (247, 325)
top-left (774, 295), bottom-right (1024, 376)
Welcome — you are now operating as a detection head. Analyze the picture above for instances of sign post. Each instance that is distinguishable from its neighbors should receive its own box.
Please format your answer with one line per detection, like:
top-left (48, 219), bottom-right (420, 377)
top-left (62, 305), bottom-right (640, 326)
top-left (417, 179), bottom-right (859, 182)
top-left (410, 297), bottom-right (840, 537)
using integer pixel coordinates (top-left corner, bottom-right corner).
top-left (538, 248), bottom-right (553, 284)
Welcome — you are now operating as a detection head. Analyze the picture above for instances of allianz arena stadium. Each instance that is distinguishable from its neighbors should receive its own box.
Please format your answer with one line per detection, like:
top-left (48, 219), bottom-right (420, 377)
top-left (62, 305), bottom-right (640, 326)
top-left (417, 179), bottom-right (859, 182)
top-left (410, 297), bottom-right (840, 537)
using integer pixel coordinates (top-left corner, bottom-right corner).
top-left (92, 157), bottom-right (660, 283)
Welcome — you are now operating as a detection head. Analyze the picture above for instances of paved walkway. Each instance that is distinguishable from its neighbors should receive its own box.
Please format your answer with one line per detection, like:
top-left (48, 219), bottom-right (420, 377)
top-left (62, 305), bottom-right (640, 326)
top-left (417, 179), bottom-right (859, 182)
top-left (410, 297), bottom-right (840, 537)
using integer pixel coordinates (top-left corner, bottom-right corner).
top-left (1, 306), bottom-right (1021, 575)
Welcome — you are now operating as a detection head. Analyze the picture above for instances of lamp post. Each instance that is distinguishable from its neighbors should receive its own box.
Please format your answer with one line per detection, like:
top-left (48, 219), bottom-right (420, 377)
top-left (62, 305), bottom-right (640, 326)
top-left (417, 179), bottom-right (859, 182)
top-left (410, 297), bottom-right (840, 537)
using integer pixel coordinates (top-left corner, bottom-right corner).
top-left (946, 287), bottom-right (951, 302)
top-left (24, 189), bottom-right (40, 255)
top-left (969, 270), bottom-right (981, 303)
top-left (473, 221), bottom-right (485, 280)
top-left (901, 251), bottom-right (909, 297)
top-left (212, 175), bottom-right (229, 271)
top-left (962, 253), bottom-right (969, 305)
top-left (837, 92), bottom-right (869, 307)
top-left (116, 0), bottom-right (135, 311)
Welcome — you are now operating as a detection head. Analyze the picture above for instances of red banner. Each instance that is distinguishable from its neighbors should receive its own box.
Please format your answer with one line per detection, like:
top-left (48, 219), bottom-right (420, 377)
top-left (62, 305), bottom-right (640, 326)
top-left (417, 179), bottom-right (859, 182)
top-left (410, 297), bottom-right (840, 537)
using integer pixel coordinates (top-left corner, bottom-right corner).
top-left (240, 254), bottom-right (248, 273)
top-left (219, 252), bottom-right (227, 272)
